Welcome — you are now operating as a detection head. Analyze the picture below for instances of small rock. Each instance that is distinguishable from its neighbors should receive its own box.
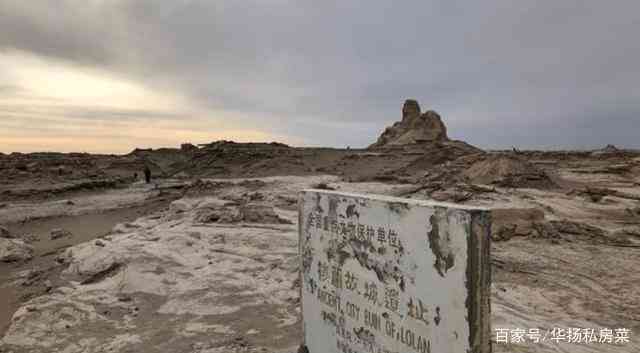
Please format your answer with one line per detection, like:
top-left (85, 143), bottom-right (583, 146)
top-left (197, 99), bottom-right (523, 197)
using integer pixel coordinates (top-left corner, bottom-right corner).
top-left (195, 198), bottom-right (229, 210)
top-left (311, 182), bottom-right (335, 191)
top-left (21, 269), bottom-right (43, 286)
top-left (180, 143), bottom-right (198, 152)
top-left (188, 231), bottom-right (202, 240)
top-left (50, 228), bottom-right (73, 240)
top-left (112, 222), bottom-right (140, 234)
top-left (247, 192), bottom-right (265, 201)
top-left (0, 238), bottom-right (34, 262)
top-left (239, 203), bottom-right (293, 224)
top-left (20, 233), bottom-right (38, 243)
top-left (0, 225), bottom-right (13, 239)
top-left (95, 239), bottom-right (106, 247)
top-left (169, 199), bottom-right (193, 213)
top-left (53, 199), bottom-right (75, 206)
top-left (118, 295), bottom-right (133, 302)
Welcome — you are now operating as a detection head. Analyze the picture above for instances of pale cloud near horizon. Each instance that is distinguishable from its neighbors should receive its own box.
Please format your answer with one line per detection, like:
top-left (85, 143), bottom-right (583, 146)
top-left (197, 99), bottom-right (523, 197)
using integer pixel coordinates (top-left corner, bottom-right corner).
top-left (1, 0), bottom-right (639, 153)
top-left (0, 50), bottom-right (299, 153)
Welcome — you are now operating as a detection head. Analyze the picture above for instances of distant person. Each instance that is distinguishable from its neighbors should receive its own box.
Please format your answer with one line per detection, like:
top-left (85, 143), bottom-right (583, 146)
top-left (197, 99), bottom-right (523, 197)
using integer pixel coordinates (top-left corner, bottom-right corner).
top-left (144, 166), bottom-right (151, 184)
top-left (133, 172), bottom-right (138, 181)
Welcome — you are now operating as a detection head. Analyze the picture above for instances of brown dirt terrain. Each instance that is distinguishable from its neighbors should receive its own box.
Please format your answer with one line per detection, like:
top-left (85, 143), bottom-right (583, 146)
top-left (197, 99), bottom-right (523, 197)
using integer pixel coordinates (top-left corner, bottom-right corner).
top-left (1, 101), bottom-right (639, 352)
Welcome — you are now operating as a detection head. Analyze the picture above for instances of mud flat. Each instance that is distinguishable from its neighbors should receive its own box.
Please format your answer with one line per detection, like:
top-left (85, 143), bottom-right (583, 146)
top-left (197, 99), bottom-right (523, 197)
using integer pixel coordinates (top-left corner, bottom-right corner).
top-left (0, 170), bottom-right (638, 352)
top-left (0, 176), bottom-right (410, 353)
top-left (0, 183), bottom-right (179, 337)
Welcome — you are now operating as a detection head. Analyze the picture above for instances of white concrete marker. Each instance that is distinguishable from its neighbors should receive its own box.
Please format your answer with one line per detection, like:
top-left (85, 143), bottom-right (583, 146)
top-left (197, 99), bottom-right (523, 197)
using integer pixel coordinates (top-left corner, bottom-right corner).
top-left (299, 190), bottom-right (491, 353)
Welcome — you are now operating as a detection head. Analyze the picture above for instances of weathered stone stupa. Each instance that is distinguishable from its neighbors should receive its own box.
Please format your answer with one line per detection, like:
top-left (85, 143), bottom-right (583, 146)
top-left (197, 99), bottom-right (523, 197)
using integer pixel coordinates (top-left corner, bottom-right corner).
top-left (369, 99), bottom-right (449, 148)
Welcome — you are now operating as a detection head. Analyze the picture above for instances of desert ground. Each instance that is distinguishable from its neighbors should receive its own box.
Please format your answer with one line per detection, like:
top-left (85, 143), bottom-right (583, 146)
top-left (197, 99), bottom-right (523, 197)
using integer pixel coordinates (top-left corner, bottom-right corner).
top-left (1, 100), bottom-right (639, 353)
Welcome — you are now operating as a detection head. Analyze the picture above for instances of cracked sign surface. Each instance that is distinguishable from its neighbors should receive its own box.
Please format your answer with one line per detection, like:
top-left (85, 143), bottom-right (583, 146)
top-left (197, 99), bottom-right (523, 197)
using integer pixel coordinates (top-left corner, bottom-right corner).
top-left (299, 190), bottom-right (491, 353)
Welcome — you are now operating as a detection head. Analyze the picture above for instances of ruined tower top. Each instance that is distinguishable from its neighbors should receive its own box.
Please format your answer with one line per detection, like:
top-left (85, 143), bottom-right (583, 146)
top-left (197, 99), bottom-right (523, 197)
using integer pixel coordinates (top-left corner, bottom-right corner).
top-left (369, 99), bottom-right (449, 148)
top-left (402, 99), bottom-right (421, 120)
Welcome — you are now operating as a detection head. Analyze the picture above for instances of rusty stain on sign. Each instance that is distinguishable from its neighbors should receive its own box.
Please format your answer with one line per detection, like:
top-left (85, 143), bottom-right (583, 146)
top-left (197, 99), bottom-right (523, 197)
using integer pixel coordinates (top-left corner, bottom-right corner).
top-left (428, 209), bottom-right (456, 277)
top-left (299, 190), bottom-right (491, 353)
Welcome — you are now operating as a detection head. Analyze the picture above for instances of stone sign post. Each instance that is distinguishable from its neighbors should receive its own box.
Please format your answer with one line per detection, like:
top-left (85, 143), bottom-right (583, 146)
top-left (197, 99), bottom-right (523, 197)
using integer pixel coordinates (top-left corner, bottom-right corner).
top-left (298, 190), bottom-right (491, 353)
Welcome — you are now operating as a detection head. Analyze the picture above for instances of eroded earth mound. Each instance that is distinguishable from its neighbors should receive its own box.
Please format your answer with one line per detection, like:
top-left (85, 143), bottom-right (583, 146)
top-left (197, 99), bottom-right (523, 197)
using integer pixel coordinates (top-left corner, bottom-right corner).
top-left (463, 154), bottom-right (558, 189)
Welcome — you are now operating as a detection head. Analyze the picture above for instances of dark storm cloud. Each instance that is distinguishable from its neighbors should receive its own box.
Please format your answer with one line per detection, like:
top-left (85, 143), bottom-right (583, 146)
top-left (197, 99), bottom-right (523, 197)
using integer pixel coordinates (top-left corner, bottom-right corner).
top-left (0, 2), bottom-right (125, 66)
top-left (1, 0), bottom-right (639, 148)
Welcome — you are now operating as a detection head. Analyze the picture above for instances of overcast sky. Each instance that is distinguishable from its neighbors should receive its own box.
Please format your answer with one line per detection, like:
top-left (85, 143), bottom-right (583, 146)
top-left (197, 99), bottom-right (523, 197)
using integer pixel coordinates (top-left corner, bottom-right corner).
top-left (1, 1), bottom-right (639, 153)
